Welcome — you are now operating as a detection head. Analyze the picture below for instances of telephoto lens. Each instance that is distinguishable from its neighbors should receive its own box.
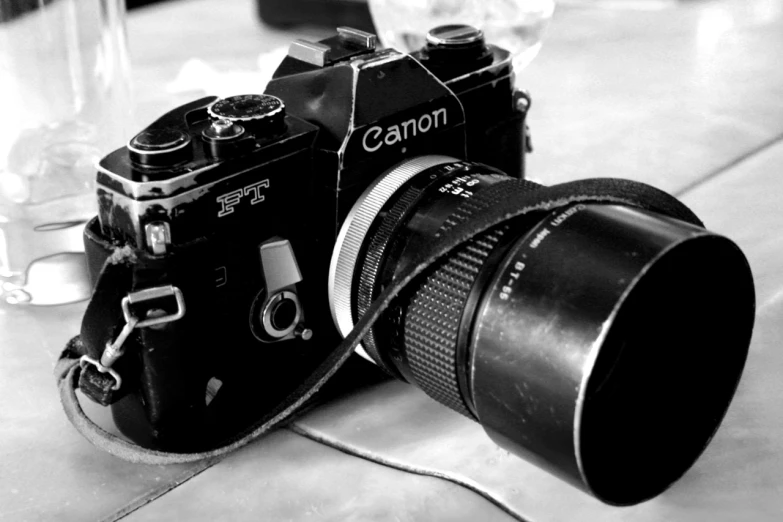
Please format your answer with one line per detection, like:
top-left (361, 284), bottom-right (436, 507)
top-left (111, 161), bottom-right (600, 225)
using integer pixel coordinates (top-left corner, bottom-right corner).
top-left (329, 156), bottom-right (755, 505)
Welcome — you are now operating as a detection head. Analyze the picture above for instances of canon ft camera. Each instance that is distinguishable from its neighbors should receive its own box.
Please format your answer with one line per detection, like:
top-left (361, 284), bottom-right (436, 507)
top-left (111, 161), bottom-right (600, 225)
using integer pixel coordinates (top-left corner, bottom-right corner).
top-left (74, 26), bottom-right (755, 505)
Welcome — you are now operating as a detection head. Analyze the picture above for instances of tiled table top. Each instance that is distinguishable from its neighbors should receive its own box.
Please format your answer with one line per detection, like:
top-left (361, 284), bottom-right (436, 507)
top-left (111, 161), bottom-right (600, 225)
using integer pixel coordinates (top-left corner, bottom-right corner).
top-left (2, 0), bottom-right (782, 520)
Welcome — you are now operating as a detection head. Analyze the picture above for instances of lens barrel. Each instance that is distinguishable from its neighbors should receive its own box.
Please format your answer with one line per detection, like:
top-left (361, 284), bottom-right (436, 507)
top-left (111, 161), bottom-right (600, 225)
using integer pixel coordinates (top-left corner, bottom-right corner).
top-left (329, 157), bottom-right (755, 505)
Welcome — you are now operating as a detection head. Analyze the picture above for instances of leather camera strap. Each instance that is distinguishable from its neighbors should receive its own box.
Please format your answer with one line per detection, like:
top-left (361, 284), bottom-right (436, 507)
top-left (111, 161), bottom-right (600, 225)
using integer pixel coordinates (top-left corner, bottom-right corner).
top-left (55, 177), bottom-right (702, 464)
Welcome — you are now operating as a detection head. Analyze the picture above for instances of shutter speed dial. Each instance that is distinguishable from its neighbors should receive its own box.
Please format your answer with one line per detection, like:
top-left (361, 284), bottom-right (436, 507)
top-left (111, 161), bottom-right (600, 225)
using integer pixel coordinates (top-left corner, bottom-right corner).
top-left (207, 94), bottom-right (286, 137)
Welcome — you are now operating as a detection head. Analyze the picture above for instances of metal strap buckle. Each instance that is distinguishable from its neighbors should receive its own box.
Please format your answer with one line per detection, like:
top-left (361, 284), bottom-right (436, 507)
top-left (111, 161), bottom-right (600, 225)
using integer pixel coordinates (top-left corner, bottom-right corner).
top-left (79, 356), bottom-right (125, 391)
top-left (122, 285), bottom-right (186, 328)
top-left (79, 285), bottom-right (186, 391)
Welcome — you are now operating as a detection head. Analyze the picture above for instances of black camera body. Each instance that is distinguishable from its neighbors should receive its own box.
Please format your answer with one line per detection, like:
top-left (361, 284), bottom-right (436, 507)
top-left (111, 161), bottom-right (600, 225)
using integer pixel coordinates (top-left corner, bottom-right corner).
top-left (87, 26), bottom-right (529, 448)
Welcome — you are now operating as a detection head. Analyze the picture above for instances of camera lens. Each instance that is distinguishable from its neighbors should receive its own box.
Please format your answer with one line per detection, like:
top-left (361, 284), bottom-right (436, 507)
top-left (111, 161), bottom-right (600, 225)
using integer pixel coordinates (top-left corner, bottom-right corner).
top-left (329, 157), bottom-right (755, 504)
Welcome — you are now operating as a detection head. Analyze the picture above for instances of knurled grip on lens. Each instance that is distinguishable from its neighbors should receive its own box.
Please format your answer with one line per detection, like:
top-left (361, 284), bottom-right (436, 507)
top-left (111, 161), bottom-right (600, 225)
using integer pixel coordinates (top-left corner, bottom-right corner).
top-left (402, 179), bottom-right (542, 419)
top-left (403, 227), bottom-right (506, 418)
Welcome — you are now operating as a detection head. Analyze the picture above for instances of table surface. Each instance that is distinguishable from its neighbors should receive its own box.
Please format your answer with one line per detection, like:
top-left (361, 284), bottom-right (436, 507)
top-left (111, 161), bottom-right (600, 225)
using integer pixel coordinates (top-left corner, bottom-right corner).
top-left (2, 0), bottom-right (783, 520)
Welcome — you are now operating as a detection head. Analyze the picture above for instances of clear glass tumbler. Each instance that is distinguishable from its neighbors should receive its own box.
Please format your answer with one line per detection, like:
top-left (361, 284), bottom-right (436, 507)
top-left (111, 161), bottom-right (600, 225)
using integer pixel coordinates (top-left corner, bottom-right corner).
top-left (0, 0), bottom-right (132, 305)
top-left (368, 0), bottom-right (555, 75)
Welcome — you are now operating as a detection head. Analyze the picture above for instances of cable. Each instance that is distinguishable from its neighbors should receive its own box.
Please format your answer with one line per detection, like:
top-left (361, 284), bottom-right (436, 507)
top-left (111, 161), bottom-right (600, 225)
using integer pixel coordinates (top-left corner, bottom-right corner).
top-left (288, 423), bottom-right (530, 522)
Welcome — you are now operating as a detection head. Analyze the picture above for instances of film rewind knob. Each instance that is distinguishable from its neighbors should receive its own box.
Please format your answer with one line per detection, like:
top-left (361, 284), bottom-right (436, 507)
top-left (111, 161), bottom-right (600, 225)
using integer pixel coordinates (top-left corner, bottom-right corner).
top-left (127, 127), bottom-right (192, 167)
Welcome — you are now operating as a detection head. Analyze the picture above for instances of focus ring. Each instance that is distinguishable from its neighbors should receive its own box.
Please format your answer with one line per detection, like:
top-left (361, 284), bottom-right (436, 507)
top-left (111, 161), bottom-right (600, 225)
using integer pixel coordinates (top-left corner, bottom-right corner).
top-left (403, 178), bottom-right (542, 418)
top-left (404, 227), bottom-right (506, 418)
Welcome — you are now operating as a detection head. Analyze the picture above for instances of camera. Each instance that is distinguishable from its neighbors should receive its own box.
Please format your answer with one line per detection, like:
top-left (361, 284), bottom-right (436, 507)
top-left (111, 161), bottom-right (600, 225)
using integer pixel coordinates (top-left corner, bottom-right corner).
top-left (78, 26), bottom-right (755, 505)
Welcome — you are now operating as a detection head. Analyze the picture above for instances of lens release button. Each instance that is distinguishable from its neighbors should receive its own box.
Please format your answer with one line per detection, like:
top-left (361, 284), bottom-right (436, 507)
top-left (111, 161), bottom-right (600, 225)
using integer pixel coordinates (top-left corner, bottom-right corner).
top-left (261, 290), bottom-right (301, 339)
top-left (271, 297), bottom-right (298, 331)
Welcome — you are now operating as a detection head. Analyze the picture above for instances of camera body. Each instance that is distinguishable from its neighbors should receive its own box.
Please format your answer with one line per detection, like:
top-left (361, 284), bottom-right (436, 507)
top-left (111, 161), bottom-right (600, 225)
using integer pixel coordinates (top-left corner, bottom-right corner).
top-left (88, 26), bottom-right (529, 448)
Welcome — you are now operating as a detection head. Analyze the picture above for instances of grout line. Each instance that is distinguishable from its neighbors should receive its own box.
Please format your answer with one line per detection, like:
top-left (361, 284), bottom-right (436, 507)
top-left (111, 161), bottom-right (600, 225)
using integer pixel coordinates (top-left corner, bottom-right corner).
top-left (675, 131), bottom-right (783, 198)
top-left (288, 424), bottom-right (531, 522)
top-left (101, 458), bottom-right (222, 522)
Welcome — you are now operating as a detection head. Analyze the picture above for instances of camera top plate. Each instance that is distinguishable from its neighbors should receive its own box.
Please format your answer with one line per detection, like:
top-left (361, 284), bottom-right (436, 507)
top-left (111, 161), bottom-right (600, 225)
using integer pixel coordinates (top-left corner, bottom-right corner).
top-left (97, 96), bottom-right (318, 199)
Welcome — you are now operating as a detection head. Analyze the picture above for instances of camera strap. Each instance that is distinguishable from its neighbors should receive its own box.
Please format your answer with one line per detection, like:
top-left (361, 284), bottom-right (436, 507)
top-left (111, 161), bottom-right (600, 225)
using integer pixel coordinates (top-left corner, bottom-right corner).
top-left (55, 177), bottom-right (702, 464)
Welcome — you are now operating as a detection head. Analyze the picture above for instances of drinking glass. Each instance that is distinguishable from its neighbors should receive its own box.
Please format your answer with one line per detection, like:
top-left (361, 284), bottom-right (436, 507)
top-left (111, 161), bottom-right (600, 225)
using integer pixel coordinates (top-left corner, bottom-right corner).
top-left (368, 0), bottom-right (555, 74)
top-left (0, 0), bottom-right (132, 305)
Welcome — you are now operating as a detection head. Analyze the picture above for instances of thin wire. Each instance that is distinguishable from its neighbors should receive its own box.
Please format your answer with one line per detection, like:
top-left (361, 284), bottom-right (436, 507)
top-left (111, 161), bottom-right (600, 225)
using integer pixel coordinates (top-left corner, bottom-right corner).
top-left (288, 424), bottom-right (531, 522)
